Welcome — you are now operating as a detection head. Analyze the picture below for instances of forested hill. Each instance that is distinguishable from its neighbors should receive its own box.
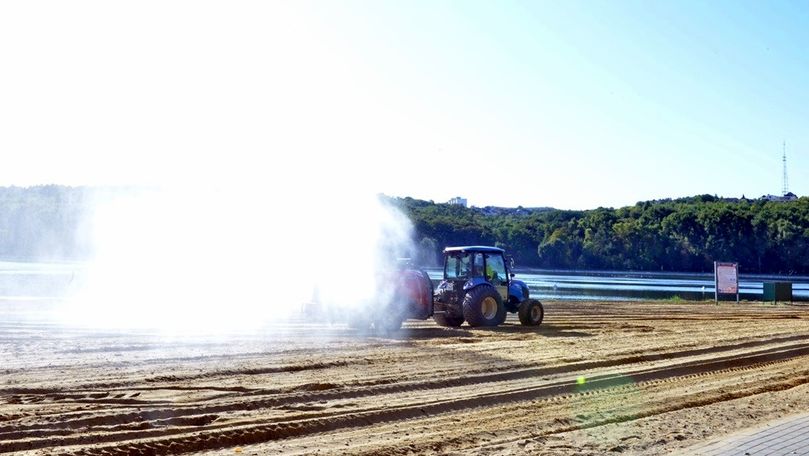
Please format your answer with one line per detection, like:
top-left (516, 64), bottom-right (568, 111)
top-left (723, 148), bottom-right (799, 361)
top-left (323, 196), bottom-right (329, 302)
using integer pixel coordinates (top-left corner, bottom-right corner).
top-left (0, 186), bottom-right (92, 261)
top-left (393, 195), bottom-right (809, 274)
top-left (1, 186), bottom-right (808, 274)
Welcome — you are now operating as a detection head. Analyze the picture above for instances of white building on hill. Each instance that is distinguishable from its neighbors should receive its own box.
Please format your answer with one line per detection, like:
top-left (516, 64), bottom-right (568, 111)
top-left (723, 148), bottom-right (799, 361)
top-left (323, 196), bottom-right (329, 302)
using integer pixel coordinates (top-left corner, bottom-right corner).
top-left (447, 196), bottom-right (467, 207)
top-left (760, 192), bottom-right (798, 202)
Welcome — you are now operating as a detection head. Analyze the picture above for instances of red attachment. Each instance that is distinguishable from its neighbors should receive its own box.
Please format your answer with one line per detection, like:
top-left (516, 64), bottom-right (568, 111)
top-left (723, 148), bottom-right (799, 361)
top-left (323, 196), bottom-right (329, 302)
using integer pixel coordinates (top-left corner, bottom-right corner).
top-left (400, 269), bottom-right (431, 314)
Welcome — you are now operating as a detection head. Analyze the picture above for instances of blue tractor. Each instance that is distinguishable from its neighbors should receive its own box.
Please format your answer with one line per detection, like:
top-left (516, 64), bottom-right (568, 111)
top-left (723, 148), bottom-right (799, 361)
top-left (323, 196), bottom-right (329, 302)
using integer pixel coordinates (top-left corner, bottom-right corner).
top-left (433, 246), bottom-right (544, 327)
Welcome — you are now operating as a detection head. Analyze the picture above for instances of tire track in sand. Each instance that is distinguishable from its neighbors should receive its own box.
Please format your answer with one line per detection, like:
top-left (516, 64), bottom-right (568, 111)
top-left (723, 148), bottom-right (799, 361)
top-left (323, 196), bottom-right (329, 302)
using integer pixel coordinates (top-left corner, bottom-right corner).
top-left (6, 342), bottom-right (809, 455)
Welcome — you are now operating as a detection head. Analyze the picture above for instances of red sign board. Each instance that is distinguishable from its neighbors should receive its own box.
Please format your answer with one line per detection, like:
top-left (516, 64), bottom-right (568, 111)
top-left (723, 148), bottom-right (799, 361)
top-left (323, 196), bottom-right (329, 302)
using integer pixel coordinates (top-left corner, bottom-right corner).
top-left (715, 262), bottom-right (738, 294)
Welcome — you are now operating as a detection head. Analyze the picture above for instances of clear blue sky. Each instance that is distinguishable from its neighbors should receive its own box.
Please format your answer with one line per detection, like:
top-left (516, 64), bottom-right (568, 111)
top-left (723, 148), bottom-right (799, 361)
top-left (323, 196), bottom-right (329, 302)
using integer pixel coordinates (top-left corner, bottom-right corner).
top-left (1, 1), bottom-right (807, 209)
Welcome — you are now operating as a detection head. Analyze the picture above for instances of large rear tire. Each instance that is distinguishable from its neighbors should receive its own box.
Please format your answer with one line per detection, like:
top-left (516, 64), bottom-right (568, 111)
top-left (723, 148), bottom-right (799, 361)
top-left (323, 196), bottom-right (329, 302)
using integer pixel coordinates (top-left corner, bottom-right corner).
top-left (433, 313), bottom-right (464, 327)
top-left (494, 303), bottom-right (508, 326)
top-left (463, 286), bottom-right (506, 327)
top-left (518, 299), bottom-right (544, 326)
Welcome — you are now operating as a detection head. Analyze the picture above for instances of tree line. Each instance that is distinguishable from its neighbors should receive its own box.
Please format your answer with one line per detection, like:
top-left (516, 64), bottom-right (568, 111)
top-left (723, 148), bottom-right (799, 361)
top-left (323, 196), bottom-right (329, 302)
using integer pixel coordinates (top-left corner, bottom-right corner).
top-left (393, 195), bottom-right (809, 274)
top-left (2, 186), bottom-right (808, 274)
top-left (0, 186), bottom-right (91, 261)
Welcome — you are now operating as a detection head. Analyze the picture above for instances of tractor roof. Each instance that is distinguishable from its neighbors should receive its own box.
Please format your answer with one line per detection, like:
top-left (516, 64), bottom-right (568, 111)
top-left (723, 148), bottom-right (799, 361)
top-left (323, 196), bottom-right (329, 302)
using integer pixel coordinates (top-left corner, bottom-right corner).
top-left (443, 246), bottom-right (504, 254)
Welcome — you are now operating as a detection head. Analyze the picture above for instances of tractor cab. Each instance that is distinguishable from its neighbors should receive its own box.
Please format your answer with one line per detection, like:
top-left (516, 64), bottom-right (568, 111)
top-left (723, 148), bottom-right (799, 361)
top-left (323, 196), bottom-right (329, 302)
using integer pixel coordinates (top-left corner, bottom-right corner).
top-left (443, 246), bottom-right (511, 302)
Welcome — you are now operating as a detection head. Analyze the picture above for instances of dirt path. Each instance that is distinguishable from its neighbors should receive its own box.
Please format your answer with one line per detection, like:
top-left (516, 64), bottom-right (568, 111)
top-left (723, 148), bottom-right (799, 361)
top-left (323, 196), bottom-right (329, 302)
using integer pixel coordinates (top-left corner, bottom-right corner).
top-left (2, 301), bottom-right (808, 455)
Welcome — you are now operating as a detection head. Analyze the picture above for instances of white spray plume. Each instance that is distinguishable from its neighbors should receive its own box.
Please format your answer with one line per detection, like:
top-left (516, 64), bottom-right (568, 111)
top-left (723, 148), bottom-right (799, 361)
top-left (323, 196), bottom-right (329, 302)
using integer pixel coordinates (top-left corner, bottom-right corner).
top-left (63, 185), bottom-right (415, 334)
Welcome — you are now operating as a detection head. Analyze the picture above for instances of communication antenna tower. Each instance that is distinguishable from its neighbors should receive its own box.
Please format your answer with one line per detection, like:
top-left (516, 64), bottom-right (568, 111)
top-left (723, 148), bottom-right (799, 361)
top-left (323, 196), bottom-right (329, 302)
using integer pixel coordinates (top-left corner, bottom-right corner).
top-left (782, 141), bottom-right (789, 196)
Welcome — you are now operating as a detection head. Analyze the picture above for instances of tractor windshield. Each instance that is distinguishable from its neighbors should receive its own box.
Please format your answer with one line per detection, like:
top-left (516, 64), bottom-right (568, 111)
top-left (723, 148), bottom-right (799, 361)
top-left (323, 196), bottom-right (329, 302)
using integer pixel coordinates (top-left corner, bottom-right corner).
top-left (445, 252), bottom-right (484, 279)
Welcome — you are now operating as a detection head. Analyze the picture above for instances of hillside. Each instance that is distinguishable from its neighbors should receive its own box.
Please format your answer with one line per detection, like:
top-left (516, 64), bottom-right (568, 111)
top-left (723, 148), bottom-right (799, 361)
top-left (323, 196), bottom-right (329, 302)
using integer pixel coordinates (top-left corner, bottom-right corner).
top-left (395, 194), bottom-right (809, 274)
top-left (1, 186), bottom-right (808, 274)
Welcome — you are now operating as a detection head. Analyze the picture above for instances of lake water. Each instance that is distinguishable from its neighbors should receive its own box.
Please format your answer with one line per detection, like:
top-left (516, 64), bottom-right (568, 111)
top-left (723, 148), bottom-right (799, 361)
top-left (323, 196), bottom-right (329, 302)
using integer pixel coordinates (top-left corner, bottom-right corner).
top-left (425, 268), bottom-right (809, 302)
top-left (0, 261), bottom-right (83, 301)
top-left (2, 261), bottom-right (807, 303)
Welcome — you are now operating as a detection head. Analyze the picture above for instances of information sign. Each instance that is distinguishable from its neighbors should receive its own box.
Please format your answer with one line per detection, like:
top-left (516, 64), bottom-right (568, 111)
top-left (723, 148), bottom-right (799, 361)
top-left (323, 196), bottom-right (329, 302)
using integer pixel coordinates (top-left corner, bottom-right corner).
top-left (714, 262), bottom-right (739, 303)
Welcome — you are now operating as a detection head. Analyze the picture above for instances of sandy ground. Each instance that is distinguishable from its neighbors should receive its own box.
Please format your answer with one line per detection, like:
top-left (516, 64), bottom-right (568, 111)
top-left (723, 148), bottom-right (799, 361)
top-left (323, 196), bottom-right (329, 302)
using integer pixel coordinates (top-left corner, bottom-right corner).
top-left (2, 300), bottom-right (809, 455)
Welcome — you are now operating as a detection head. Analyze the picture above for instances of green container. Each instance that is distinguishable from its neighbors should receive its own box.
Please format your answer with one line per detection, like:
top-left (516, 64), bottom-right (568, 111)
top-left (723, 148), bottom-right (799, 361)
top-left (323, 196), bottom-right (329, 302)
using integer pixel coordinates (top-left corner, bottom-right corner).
top-left (763, 282), bottom-right (792, 302)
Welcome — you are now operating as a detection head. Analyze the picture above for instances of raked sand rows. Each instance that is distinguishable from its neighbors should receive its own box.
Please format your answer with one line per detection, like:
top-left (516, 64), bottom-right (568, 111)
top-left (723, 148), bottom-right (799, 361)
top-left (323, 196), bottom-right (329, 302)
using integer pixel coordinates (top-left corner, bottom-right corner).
top-left (1, 301), bottom-right (808, 455)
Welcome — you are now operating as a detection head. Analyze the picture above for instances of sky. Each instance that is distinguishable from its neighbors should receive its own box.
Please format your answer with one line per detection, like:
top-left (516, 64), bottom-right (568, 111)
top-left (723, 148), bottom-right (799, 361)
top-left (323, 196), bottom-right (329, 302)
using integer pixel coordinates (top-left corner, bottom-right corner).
top-left (1, 0), bottom-right (807, 210)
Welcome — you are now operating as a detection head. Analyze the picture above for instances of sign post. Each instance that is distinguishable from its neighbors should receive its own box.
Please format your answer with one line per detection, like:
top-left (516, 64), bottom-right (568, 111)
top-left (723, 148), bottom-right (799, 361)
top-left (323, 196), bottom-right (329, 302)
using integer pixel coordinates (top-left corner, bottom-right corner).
top-left (714, 262), bottom-right (739, 304)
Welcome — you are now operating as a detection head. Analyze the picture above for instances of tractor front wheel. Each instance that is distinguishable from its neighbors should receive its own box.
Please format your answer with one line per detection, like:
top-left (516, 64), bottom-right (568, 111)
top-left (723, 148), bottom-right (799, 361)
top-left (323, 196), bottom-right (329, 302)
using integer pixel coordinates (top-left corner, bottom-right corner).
top-left (518, 299), bottom-right (544, 326)
top-left (463, 286), bottom-right (506, 327)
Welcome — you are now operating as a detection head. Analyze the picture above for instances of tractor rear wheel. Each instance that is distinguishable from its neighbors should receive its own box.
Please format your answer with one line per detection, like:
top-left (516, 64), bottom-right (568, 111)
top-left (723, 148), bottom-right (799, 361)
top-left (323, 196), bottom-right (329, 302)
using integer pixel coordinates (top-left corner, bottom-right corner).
top-left (433, 313), bottom-right (464, 327)
top-left (518, 299), bottom-right (544, 326)
top-left (463, 286), bottom-right (505, 327)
